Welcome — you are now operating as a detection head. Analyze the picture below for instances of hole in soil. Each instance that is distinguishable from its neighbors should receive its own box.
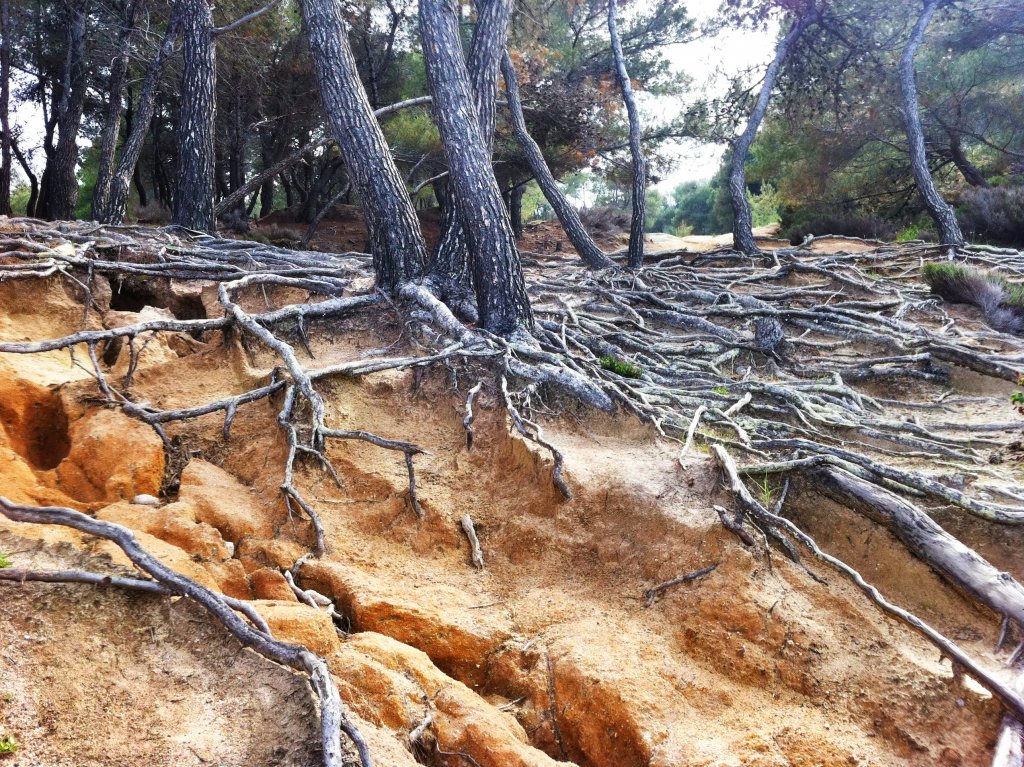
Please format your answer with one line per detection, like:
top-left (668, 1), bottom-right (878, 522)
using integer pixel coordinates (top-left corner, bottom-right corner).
top-left (0, 385), bottom-right (71, 470)
top-left (110, 280), bottom-right (207, 321)
top-left (110, 282), bottom-right (156, 313)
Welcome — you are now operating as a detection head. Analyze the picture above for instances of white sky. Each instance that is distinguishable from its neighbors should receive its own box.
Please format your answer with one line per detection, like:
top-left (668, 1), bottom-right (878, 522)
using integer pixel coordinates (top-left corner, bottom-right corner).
top-left (646, 0), bottom-right (780, 191)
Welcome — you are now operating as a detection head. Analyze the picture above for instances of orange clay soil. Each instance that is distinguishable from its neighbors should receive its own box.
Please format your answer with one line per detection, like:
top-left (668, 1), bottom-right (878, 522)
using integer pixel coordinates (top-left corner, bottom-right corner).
top-left (0, 271), bottom-right (1016, 767)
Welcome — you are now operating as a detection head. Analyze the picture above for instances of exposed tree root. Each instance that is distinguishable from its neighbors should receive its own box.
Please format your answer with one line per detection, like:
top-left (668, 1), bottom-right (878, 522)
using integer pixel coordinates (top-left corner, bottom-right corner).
top-left (0, 497), bottom-right (370, 767)
top-left (4, 219), bottom-right (1024, 750)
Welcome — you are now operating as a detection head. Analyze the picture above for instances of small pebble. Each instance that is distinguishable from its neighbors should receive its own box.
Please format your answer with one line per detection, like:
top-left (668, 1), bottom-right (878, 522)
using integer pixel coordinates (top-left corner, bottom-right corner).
top-left (131, 494), bottom-right (160, 507)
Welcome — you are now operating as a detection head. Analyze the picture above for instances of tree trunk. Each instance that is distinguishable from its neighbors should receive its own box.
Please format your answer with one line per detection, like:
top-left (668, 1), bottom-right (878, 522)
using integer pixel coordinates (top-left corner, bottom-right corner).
top-left (37, 0), bottom-right (88, 221)
top-left (298, 0), bottom-right (427, 291)
top-left (11, 139), bottom-right (38, 216)
top-left (608, 0), bottom-right (645, 269)
top-left (419, 0), bottom-right (532, 336)
top-left (426, 0), bottom-right (515, 306)
top-left (509, 181), bottom-right (524, 240)
top-left (501, 52), bottom-right (616, 269)
top-left (101, 14), bottom-right (180, 223)
top-left (0, 0), bottom-right (12, 216)
top-left (91, 1), bottom-right (142, 221)
top-left (947, 128), bottom-right (989, 188)
top-left (899, 0), bottom-right (964, 246)
top-left (729, 13), bottom-right (813, 255)
top-left (172, 0), bottom-right (217, 233)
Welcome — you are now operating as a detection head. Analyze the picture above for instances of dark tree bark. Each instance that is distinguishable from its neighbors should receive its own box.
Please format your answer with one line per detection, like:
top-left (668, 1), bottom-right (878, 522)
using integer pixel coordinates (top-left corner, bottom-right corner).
top-left (947, 128), bottom-right (989, 188)
top-left (172, 0), bottom-right (217, 233)
top-left (298, 0), bottom-right (427, 291)
top-left (37, 0), bottom-right (89, 221)
top-left (419, 0), bottom-right (532, 336)
top-left (608, 0), bottom-right (645, 269)
top-left (100, 15), bottom-right (180, 223)
top-left (11, 138), bottom-right (37, 216)
top-left (426, 0), bottom-right (514, 310)
top-left (729, 13), bottom-right (814, 255)
top-left (899, 0), bottom-right (964, 246)
top-left (501, 52), bottom-right (616, 269)
top-left (509, 181), bottom-right (524, 240)
top-left (91, 0), bottom-right (143, 221)
top-left (0, 0), bottom-right (12, 215)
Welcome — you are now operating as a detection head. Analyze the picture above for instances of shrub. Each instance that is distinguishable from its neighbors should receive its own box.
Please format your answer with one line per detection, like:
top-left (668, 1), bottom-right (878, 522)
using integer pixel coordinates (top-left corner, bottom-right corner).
top-left (599, 355), bottom-right (642, 378)
top-left (780, 207), bottom-right (899, 244)
top-left (579, 206), bottom-right (631, 237)
top-left (957, 186), bottom-right (1024, 246)
top-left (922, 262), bottom-right (1024, 334)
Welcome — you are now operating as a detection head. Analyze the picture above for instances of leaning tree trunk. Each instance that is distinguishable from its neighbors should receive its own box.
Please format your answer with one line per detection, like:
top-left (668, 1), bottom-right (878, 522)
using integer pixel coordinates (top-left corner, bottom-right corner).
top-left (38, 0), bottom-right (88, 221)
top-left (0, 0), bottom-right (12, 216)
top-left (426, 0), bottom-right (515, 314)
top-left (729, 13), bottom-right (813, 255)
top-left (102, 15), bottom-right (180, 224)
top-left (91, 0), bottom-right (142, 221)
top-left (298, 0), bottom-right (427, 292)
top-left (947, 128), bottom-right (989, 188)
top-left (899, 0), bottom-right (964, 246)
top-left (419, 0), bottom-right (532, 337)
top-left (11, 139), bottom-right (38, 216)
top-left (608, 0), bottom-right (645, 269)
top-left (172, 0), bottom-right (217, 233)
top-left (501, 52), bottom-right (616, 270)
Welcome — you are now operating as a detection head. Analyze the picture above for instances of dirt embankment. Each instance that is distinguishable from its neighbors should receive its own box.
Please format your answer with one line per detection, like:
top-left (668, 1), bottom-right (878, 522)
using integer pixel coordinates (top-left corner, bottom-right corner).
top-left (0, 267), bottom-right (1016, 766)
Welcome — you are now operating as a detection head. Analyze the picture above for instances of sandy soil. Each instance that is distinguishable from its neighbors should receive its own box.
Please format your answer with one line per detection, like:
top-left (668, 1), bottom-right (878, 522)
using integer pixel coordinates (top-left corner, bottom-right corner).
top-left (0, 226), bottom-right (1020, 767)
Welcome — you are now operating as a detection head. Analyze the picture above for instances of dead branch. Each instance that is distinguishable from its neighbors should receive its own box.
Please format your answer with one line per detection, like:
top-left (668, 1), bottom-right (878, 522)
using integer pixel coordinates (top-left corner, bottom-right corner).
top-left (460, 514), bottom-right (484, 569)
top-left (643, 563), bottom-right (718, 606)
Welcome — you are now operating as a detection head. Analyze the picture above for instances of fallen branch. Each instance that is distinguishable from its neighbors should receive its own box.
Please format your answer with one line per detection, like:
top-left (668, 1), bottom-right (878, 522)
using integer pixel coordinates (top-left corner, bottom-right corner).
top-left (710, 445), bottom-right (1024, 724)
top-left (643, 563), bottom-right (718, 606)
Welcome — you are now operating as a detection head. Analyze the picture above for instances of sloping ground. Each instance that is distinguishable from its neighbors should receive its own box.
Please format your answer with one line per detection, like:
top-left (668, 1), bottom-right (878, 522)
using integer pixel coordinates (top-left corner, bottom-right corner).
top-left (1, 223), bottom-right (1022, 766)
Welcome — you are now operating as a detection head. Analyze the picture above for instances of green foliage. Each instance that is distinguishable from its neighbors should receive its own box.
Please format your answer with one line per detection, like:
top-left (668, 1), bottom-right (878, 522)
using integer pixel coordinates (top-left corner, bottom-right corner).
top-left (0, 551), bottom-right (10, 568)
top-left (1012, 375), bottom-right (1024, 416)
top-left (748, 182), bottom-right (781, 228)
top-left (646, 180), bottom-right (722, 236)
top-left (712, 385), bottom-right (729, 396)
top-left (10, 186), bottom-right (31, 216)
top-left (599, 356), bottom-right (643, 378)
top-left (750, 475), bottom-right (777, 508)
top-left (520, 181), bottom-right (551, 222)
top-left (896, 224), bottom-right (922, 243)
top-left (0, 735), bottom-right (17, 755)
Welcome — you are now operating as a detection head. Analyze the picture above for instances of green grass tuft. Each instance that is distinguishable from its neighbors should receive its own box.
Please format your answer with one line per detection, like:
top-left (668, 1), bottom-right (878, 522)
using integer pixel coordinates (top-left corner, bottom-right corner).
top-left (599, 356), bottom-right (642, 378)
top-left (0, 735), bottom-right (18, 755)
top-left (0, 552), bottom-right (10, 568)
top-left (712, 385), bottom-right (729, 396)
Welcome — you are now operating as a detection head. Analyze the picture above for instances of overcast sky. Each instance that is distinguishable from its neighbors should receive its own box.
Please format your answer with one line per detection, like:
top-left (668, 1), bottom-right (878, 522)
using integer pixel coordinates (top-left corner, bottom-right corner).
top-left (644, 0), bottom-right (780, 192)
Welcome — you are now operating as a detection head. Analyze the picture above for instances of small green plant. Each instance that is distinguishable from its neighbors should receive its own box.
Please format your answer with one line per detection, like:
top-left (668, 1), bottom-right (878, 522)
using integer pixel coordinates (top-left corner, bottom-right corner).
top-left (0, 735), bottom-right (18, 755)
top-left (0, 692), bottom-right (13, 703)
top-left (599, 356), bottom-right (642, 378)
top-left (750, 474), bottom-right (777, 508)
top-left (0, 552), bottom-right (10, 568)
top-left (896, 224), bottom-right (922, 243)
top-left (1012, 375), bottom-right (1024, 416)
top-left (712, 385), bottom-right (729, 396)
